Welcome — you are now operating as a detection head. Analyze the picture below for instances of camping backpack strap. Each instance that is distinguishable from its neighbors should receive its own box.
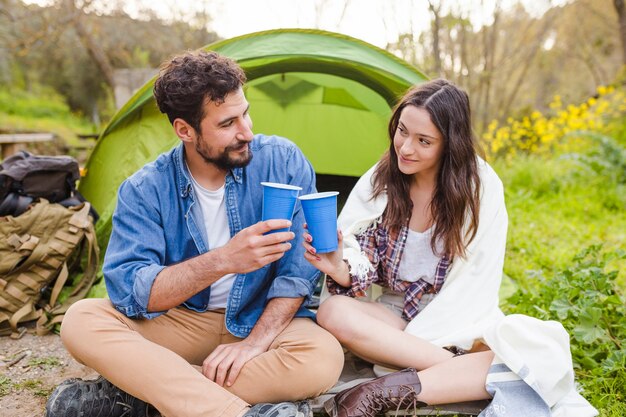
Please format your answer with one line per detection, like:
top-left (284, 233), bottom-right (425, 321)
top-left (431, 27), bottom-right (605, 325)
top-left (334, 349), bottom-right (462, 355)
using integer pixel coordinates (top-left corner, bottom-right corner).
top-left (34, 262), bottom-right (70, 336)
top-left (0, 200), bottom-right (100, 338)
top-left (0, 193), bottom-right (34, 217)
top-left (8, 300), bottom-right (39, 339)
top-left (1, 218), bottom-right (35, 336)
top-left (48, 262), bottom-right (70, 308)
top-left (0, 210), bottom-right (53, 338)
top-left (0, 278), bottom-right (16, 336)
top-left (58, 190), bottom-right (99, 222)
top-left (35, 202), bottom-right (100, 336)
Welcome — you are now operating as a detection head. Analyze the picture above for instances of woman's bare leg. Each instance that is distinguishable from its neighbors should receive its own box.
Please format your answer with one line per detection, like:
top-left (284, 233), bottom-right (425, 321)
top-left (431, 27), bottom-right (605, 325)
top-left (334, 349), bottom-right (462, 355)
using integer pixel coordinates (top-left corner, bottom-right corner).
top-left (317, 296), bottom-right (453, 370)
top-left (318, 296), bottom-right (494, 405)
top-left (417, 350), bottom-right (494, 404)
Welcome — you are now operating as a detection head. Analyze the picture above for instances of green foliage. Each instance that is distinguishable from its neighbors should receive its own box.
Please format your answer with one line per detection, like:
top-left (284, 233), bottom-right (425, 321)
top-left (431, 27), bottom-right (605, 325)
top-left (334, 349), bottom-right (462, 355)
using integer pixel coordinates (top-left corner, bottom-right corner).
top-left (1, 1), bottom-right (219, 119)
top-left (505, 246), bottom-right (626, 409)
top-left (0, 88), bottom-right (72, 120)
top-left (582, 373), bottom-right (626, 416)
top-left (0, 375), bottom-right (12, 397)
top-left (15, 379), bottom-right (52, 397)
top-left (506, 245), bottom-right (626, 371)
top-left (495, 125), bottom-right (626, 414)
top-left (494, 154), bottom-right (626, 285)
top-left (563, 131), bottom-right (626, 184)
top-left (0, 86), bottom-right (96, 156)
top-left (0, 375), bottom-right (53, 398)
top-left (27, 356), bottom-right (62, 370)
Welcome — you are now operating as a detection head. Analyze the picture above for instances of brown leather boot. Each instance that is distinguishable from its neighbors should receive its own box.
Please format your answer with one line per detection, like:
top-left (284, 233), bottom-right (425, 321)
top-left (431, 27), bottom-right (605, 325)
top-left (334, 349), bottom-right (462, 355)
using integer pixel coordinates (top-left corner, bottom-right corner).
top-left (324, 368), bottom-right (426, 417)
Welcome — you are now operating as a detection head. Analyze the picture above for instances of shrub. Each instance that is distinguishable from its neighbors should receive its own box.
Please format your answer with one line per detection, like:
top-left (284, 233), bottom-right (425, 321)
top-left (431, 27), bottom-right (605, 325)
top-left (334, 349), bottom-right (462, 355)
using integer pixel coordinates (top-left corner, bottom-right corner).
top-left (482, 86), bottom-right (626, 160)
top-left (505, 245), bottom-right (626, 410)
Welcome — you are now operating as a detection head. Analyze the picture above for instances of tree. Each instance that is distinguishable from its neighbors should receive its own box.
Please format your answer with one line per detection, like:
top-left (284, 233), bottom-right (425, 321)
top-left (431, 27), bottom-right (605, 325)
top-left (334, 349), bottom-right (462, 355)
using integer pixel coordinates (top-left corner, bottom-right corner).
top-left (615, 0), bottom-right (626, 66)
top-left (428, 0), bottom-right (443, 77)
top-left (1, 0), bottom-right (218, 120)
top-left (64, 0), bottom-right (115, 89)
top-left (385, 0), bottom-right (624, 133)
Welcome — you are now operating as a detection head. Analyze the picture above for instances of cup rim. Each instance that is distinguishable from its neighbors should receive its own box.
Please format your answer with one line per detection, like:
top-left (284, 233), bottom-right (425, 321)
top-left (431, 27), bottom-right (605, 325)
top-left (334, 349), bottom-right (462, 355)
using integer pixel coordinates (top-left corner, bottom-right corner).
top-left (260, 182), bottom-right (303, 191)
top-left (298, 191), bottom-right (339, 200)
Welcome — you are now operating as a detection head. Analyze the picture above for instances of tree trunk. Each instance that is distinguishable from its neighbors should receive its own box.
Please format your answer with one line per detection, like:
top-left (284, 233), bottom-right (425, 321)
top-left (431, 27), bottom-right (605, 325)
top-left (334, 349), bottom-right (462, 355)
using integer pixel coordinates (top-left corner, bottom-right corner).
top-left (65, 0), bottom-right (115, 89)
top-left (460, 18), bottom-right (471, 88)
top-left (615, 0), bottom-right (626, 65)
top-left (479, 4), bottom-right (500, 132)
top-left (428, 0), bottom-right (443, 76)
top-left (498, 16), bottom-right (556, 119)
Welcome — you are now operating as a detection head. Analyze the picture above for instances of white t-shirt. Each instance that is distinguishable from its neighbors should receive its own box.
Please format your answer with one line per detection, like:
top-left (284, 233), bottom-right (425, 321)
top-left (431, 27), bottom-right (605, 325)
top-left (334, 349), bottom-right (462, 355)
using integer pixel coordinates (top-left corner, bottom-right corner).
top-left (188, 172), bottom-right (235, 309)
top-left (398, 226), bottom-right (442, 284)
top-left (378, 226), bottom-right (443, 315)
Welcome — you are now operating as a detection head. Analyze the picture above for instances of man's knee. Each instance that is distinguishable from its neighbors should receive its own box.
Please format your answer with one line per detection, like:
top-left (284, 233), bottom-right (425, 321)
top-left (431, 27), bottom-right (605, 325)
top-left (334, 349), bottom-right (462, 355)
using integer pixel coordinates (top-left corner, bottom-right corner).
top-left (60, 298), bottom-right (117, 360)
top-left (316, 329), bottom-right (345, 385)
top-left (298, 323), bottom-right (345, 393)
top-left (274, 318), bottom-right (344, 392)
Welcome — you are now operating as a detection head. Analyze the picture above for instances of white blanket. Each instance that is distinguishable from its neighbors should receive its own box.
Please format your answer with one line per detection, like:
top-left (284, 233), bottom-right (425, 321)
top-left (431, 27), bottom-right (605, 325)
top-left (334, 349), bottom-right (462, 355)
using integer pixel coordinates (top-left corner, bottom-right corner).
top-left (482, 315), bottom-right (597, 417)
top-left (336, 158), bottom-right (597, 417)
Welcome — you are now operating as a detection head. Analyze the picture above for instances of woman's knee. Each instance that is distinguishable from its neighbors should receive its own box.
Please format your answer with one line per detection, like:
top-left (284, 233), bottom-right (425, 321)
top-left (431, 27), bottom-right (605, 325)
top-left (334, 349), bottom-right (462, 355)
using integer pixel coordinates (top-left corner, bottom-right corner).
top-left (316, 296), bottom-right (360, 341)
top-left (316, 296), bottom-right (345, 329)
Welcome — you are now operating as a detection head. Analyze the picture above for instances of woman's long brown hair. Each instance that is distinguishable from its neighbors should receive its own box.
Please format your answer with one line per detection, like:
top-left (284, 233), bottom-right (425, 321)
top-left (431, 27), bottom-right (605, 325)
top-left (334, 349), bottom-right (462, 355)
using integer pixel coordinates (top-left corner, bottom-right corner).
top-left (372, 79), bottom-right (481, 259)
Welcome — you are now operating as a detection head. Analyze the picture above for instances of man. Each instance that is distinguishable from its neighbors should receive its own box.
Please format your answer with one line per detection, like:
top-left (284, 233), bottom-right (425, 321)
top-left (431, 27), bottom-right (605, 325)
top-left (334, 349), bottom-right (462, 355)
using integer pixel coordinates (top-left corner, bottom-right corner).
top-left (46, 51), bottom-right (344, 417)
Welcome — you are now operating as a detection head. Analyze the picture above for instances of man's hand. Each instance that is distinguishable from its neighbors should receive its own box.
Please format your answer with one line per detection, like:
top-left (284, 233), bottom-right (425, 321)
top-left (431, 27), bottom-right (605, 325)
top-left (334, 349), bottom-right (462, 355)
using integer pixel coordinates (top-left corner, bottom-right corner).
top-left (148, 219), bottom-right (294, 312)
top-left (217, 220), bottom-right (295, 274)
top-left (202, 297), bottom-right (303, 387)
top-left (202, 339), bottom-right (269, 387)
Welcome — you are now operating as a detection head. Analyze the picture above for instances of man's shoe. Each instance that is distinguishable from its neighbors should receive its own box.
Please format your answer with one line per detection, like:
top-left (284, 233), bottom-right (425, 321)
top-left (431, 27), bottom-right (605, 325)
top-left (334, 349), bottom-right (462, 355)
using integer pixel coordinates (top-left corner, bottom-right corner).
top-left (324, 368), bottom-right (426, 417)
top-left (244, 401), bottom-right (312, 417)
top-left (45, 376), bottom-right (154, 417)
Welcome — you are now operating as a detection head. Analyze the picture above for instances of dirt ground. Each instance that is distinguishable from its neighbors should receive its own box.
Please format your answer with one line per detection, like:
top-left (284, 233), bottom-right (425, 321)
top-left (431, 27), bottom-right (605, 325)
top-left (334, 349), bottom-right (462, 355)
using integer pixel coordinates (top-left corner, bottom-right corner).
top-left (0, 327), bottom-right (97, 417)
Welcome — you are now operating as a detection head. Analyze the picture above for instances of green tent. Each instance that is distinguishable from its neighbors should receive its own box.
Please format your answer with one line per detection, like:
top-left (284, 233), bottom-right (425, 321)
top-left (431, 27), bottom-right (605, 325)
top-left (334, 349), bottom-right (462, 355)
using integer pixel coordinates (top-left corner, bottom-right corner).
top-left (79, 29), bottom-right (427, 250)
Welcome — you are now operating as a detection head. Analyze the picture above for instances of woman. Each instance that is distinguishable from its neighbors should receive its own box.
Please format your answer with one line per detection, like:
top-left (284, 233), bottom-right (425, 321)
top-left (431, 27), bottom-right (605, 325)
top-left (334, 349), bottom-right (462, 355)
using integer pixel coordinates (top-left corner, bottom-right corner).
top-left (304, 80), bottom-right (596, 417)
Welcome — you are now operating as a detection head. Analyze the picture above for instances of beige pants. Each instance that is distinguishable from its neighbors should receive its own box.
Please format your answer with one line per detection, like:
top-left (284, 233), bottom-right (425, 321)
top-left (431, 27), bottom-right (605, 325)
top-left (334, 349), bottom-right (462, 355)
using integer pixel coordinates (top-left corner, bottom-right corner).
top-left (61, 299), bottom-right (344, 417)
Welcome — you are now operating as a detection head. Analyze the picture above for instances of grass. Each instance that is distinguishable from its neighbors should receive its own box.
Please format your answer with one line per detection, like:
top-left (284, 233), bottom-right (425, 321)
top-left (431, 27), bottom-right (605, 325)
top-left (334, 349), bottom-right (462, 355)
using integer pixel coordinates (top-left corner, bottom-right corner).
top-left (0, 375), bottom-right (12, 397)
top-left (28, 357), bottom-right (62, 370)
top-left (14, 379), bottom-right (53, 397)
top-left (0, 86), bottom-right (98, 159)
top-left (579, 372), bottom-right (626, 417)
top-left (492, 129), bottom-right (626, 417)
top-left (0, 357), bottom-right (61, 400)
top-left (493, 155), bottom-right (626, 287)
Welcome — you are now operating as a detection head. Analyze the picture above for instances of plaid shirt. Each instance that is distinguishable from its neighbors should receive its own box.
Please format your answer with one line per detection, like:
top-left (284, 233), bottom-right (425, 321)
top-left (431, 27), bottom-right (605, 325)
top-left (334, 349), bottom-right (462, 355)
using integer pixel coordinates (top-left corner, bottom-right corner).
top-left (328, 217), bottom-right (451, 321)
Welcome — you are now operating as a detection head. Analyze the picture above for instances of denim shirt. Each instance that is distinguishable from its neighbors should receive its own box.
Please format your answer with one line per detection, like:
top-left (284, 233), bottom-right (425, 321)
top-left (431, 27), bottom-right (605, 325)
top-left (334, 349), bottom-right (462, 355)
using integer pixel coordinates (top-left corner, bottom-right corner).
top-left (103, 134), bottom-right (321, 338)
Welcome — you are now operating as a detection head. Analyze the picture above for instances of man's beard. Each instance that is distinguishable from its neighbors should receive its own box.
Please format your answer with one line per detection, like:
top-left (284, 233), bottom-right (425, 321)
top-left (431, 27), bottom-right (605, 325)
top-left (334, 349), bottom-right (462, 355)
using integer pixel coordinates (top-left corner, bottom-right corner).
top-left (196, 137), bottom-right (253, 171)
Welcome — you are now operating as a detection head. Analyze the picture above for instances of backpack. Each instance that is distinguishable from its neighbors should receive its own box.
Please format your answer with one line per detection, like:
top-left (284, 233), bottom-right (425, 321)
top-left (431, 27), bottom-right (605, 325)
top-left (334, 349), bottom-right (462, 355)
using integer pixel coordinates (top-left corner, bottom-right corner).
top-left (0, 199), bottom-right (99, 338)
top-left (0, 151), bottom-right (98, 220)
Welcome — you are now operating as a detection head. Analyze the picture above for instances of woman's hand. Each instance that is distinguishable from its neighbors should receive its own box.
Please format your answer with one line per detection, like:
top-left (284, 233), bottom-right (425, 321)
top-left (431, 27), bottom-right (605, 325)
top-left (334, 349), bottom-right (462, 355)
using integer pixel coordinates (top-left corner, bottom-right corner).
top-left (302, 226), bottom-right (350, 285)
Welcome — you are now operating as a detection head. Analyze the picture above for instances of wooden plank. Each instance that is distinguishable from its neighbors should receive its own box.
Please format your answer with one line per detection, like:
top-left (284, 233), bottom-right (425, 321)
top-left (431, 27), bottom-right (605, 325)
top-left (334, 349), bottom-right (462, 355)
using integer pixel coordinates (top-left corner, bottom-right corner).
top-left (77, 133), bottom-right (99, 140)
top-left (0, 133), bottom-right (55, 144)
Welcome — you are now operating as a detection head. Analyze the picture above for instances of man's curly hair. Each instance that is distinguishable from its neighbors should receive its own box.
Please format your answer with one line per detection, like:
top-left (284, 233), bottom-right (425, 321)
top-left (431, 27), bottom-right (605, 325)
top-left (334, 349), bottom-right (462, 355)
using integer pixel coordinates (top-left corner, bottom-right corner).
top-left (153, 51), bottom-right (246, 132)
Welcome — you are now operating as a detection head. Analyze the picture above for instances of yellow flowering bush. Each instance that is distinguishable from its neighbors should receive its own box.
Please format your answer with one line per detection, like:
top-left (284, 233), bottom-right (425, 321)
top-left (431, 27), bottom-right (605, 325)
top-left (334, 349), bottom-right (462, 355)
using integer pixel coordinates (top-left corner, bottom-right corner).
top-left (482, 85), bottom-right (626, 160)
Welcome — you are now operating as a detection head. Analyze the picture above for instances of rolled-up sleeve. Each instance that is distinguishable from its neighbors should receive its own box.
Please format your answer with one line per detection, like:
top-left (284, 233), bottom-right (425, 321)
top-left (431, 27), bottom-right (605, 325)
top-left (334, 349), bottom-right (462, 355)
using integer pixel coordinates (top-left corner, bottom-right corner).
top-left (327, 220), bottom-right (384, 297)
top-left (103, 179), bottom-right (168, 319)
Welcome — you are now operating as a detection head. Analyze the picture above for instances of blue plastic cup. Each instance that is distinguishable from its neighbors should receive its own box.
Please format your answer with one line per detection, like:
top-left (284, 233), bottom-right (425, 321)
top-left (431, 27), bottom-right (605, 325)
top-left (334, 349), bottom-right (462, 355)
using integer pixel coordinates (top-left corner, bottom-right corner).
top-left (298, 191), bottom-right (340, 253)
top-left (261, 182), bottom-right (302, 233)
